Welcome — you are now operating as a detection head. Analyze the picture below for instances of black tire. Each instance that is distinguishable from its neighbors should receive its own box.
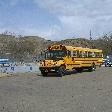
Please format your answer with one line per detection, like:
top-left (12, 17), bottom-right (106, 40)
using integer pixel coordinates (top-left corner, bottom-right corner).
top-left (75, 68), bottom-right (83, 72)
top-left (41, 71), bottom-right (48, 77)
top-left (58, 66), bottom-right (66, 77)
top-left (88, 63), bottom-right (96, 72)
top-left (99, 64), bottom-right (101, 67)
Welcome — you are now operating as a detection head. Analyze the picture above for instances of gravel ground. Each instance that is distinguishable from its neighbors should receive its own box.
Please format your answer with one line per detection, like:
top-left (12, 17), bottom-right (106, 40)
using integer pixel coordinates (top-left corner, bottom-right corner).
top-left (0, 67), bottom-right (112, 112)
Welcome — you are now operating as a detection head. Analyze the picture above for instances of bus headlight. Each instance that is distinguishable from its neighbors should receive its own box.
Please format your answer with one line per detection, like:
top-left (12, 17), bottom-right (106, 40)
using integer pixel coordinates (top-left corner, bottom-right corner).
top-left (55, 63), bottom-right (60, 66)
top-left (52, 62), bottom-right (59, 67)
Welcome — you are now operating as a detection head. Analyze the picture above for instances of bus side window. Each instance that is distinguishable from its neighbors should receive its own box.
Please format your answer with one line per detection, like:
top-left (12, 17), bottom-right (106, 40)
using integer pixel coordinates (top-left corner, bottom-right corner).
top-left (95, 52), bottom-right (97, 57)
top-left (77, 51), bottom-right (80, 57)
top-left (67, 50), bottom-right (71, 57)
top-left (79, 51), bottom-right (82, 57)
top-left (82, 52), bottom-right (85, 57)
top-left (99, 53), bottom-right (103, 58)
top-left (92, 52), bottom-right (95, 57)
top-left (83, 51), bottom-right (88, 57)
top-left (95, 52), bottom-right (100, 57)
top-left (73, 51), bottom-right (77, 57)
top-left (101, 53), bottom-right (103, 58)
top-left (88, 52), bottom-right (93, 57)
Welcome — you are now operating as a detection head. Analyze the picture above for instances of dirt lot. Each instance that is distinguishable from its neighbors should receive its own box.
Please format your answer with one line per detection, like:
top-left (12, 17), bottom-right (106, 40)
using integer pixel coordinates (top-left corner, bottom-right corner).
top-left (0, 67), bottom-right (112, 112)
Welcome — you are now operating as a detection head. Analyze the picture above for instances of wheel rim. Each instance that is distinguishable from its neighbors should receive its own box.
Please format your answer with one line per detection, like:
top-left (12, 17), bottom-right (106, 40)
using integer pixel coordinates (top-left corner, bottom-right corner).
top-left (92, 64), bottom-right (96, 71)
top-left (58, 66), bottom-right (65, 76)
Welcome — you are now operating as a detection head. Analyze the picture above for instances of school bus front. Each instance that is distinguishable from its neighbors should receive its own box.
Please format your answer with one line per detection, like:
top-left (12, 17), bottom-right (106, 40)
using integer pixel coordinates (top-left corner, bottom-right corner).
top-left (39, 45), bottom-right (67, 76)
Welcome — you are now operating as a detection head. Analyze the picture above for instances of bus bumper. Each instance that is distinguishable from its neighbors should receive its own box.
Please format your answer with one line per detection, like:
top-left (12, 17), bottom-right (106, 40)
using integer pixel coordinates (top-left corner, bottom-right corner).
top-left (39, 66), bottom-right (60, 72)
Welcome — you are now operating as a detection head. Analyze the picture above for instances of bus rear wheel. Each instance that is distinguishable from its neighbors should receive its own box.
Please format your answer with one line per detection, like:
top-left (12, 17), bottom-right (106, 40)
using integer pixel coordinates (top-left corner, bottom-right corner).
top-left (75, 68), bottom-right (83, 72)
top-left (88, 63), bottom-right (96, 72)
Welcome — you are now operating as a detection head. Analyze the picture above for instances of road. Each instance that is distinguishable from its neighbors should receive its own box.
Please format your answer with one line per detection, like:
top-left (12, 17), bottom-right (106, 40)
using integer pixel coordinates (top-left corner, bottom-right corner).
top-left (0, 67), bottom-right (112, 112)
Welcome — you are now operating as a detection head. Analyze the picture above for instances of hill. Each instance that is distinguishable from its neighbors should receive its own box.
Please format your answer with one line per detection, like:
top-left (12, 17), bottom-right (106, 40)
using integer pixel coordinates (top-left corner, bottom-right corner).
top-left (0, 33), bottom-right (112, 62)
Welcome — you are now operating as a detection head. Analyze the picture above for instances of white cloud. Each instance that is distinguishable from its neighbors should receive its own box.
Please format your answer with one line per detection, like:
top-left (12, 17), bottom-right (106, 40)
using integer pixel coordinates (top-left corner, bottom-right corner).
top-left (0, 25), bottom-right (63, 40)
top-left (34, 0), bottom-right (112, 17)
top-left (21, 25), bottom-right (63, 40)
top-left (33, 0), bottom-right (112, 39)
top-left (58, 16), bottom-right (94, 37)
top-left (1, 0), bottom-right (112, 40)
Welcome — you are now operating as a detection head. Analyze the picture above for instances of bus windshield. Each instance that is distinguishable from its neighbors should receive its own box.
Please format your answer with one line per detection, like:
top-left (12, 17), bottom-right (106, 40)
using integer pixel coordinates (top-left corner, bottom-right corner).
top-left (45, 50), bottom-right (67, 60)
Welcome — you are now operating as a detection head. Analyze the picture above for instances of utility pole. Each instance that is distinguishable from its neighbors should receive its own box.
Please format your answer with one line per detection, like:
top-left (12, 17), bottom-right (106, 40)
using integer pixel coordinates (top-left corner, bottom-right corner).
top-left (89, 30), bottom-right (94, 48)
top-left (90, 30), bottom-right (92, 40)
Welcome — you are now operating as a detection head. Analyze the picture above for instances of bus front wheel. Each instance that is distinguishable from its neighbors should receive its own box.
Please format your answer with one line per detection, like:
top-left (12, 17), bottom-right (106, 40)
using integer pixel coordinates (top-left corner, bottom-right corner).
top-left (41, 71), bottom-right (48, 77)
top-left (58, 66), bottom-right (66, 77)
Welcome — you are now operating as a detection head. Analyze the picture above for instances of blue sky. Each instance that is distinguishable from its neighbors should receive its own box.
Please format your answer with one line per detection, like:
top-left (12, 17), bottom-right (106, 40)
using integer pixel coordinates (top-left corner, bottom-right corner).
top-left (0, 0), bottom-right (112, 40)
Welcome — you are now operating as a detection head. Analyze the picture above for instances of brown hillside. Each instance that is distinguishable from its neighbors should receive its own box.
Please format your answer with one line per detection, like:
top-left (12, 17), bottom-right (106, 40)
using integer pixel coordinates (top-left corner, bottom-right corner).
top-left (0, 33), bottom-right (112, 62)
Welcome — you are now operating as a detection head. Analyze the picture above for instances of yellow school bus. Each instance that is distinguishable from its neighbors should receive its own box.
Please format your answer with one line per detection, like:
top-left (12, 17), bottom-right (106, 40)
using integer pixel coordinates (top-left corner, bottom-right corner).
top-left (39, 44), bottom-right (103, 76)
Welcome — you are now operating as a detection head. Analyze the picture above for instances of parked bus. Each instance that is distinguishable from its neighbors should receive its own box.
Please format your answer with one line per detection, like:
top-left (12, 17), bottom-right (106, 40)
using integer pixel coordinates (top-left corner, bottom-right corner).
top-left (39, 44), bottom-right (103, 76)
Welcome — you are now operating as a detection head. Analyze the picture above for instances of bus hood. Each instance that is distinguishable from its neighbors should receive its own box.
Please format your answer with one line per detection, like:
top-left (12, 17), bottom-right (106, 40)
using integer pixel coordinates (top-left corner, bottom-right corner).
top-left (40, 60), bottom-right (65, 67)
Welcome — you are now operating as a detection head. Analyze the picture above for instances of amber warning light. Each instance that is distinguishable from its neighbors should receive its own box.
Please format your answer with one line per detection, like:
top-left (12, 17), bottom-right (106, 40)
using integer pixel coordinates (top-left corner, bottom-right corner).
top-left (48, 45), bottom-right (66, 50)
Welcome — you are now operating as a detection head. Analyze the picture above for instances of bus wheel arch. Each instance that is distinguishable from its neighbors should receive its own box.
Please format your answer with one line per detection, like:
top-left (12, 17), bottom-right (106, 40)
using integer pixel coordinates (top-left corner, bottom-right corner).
top-left (75, 68), bottom-right (83, 72)
top-left (88, 62), bottom-right (96, 72)
top-left (57, 65), bottom-right (66, 77)
top-left (41, 71), bottom-right (48, 77)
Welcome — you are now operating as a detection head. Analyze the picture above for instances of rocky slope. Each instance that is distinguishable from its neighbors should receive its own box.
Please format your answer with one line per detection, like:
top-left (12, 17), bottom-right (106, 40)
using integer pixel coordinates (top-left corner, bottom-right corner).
top-left (0, 33), bottom-right (112, 62)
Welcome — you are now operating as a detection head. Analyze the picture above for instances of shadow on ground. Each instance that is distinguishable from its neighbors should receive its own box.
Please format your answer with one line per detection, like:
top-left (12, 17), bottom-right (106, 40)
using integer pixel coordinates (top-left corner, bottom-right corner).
top-left (38, 69), bottom-right (91, 77)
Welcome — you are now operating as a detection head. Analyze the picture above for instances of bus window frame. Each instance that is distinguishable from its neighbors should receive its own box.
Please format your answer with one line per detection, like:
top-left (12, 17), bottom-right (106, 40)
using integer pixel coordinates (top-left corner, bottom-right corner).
top-left (95, 52), bottom-right (103, 58)
top-left (67, 50), bottom-right (71, 57)
top-left (88, 52), bottom-right (93, 58)
top-left (83, 51), bottom-right (88, 58)
top-left (72, 50), bottom-right (77, 57)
